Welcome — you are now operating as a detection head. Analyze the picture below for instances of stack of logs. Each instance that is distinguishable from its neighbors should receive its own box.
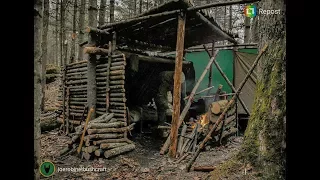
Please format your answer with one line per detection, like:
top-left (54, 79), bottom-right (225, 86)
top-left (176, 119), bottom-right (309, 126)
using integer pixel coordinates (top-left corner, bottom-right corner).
top-left (160, 99), bottom-right (237, 161)
top-left (66, 112), bottom-right (136, 160)
top-left (57, 53), bottom-right (127, 126)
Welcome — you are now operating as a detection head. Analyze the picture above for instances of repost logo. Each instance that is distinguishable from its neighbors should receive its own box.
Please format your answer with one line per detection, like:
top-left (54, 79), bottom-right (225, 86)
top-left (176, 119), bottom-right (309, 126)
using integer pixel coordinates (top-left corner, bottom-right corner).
top-left (39, 161), bottom-right (56, 177)
top-left (244, 5), bottom-right (281, 17)
top-left (244, 5), bottom-right (257, 18)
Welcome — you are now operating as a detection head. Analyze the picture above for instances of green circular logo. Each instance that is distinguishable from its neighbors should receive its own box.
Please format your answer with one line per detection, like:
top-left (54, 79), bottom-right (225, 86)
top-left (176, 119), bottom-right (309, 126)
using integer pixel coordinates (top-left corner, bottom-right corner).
top-left (39, 161), bottom-right (55, 177)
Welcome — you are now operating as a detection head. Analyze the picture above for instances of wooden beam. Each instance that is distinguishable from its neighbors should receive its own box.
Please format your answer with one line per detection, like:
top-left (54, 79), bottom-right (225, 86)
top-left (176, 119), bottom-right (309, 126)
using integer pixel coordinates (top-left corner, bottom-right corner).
top-left (169, 12), bottom-right (186, 158)
top-left (207, 41), bottom-right (214, 95)
top-left (121, 51), bottom-right (191, 64)
top-left (203, 44), bottom-right (251, 116)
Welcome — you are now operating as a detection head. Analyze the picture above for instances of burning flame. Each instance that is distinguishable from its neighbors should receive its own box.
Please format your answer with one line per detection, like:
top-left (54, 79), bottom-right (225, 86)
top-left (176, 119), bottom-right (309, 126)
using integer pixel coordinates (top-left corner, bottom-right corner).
top-left (199, 114), bottom-right (209, 127)
top-left (191, 113), bottom-right (209, 129)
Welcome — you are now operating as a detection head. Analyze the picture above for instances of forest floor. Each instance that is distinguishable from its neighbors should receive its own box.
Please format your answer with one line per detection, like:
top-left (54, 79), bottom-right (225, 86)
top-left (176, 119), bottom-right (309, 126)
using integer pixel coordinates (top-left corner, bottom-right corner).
top-left (40, 130), bottom-right (243, 180)
top-left (40, 79), bottom-right (244, 180)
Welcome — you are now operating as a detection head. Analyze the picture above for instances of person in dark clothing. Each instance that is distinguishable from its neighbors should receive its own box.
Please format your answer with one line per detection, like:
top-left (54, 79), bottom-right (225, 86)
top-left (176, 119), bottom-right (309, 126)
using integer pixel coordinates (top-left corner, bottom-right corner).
top-left (154, 71), bottom-right (186, 125)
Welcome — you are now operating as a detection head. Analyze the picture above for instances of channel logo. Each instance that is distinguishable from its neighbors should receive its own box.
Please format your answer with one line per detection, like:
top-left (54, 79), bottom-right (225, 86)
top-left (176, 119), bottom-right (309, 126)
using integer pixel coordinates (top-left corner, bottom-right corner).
top-left (244, 5), bottom-right (257, 18)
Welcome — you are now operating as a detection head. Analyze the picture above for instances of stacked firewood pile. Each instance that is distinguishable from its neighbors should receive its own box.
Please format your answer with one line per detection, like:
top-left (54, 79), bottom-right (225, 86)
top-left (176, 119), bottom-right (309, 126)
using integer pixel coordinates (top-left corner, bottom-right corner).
top-left (65, 112), bottom-right (136, 160)
top-left (57, 53), bottom-right (127, 126)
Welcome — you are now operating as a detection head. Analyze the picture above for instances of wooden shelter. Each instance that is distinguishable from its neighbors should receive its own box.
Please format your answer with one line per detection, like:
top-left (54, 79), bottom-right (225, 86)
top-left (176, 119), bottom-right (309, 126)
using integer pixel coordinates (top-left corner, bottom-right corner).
top-left (58, 0), bottom-right (244, 158)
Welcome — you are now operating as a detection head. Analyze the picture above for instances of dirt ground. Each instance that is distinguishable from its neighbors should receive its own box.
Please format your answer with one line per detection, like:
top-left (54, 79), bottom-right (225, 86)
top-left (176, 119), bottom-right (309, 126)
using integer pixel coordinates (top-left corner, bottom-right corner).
top-left (40, 79), bottom-right (243, 180)
top-left (40, 130), bottom-right (243, 180)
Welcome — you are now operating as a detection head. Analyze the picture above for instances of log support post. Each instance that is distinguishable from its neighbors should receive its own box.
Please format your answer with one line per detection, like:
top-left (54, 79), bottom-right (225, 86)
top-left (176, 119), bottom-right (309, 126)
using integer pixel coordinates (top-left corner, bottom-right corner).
top-left (207, 41), bottom-right (215, 95)
top-left (168, 11), bottom-right (186, 158)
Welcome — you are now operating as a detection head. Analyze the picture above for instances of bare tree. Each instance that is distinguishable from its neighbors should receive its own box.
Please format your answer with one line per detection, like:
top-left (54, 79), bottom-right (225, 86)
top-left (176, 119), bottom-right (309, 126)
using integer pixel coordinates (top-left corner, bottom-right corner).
top-left (55, 0), bottom-right (60, 66)
top-left (60, 0), bottom-right (67, 65)
top-left (34, 0), bottom-right (43, 178)
top-left (70, 0), bottom-right (78, 63)
top-left (99, 0), bottom-right (107, 27)
top-left (139, 0), bottom-right (143, 14)
top-left (78, 0), bottom-right (86, 60)
top-left (41, 0), bottom-right (49, 111)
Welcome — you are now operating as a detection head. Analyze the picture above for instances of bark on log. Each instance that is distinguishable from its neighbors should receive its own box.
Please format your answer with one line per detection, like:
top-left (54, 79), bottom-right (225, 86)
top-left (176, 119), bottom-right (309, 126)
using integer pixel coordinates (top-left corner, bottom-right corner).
top-left (211, 100), bottom-right (229, 115)
top-left (100, 142), bottom-right (128, 150)
top-left (104, 144), bottom-right (135, 159)
top-left (111, 57), bottom-right (125, 62)
top-left (109, 118), bottom-right (118, 123)
top-left (89, 113), bottom-right (114, 124)
top-left (112, 54), bottom-right (124, 58)
top-left (110, 65), bottom-right (125, 71)
top-left (94, 149), bottom-right (104, 156)
top-left (87, 122), bottom-right (125, 129)
top-left (84, 47), bottom-right (109, 55)
top-left (67, 63), bottom-right (87, 70)
top-left (110, 75), bottom-right (125, 80)
top-left (87, 123), bottom-right (135, 134)
top-left (86, 26), bottom-right (109, 35)
top-left (110, 88), bottom-right (125, 93)
top-left (109, 109), bottom-right (126, 113)
top-left (87, 146), bottom-right (99, 153)
top-left (110, 98), bottom-right (126, 102)
top-left (177, 124), bottom-right (187, 157)
top-left (93, 138), bottom-right (129, 145)
top-left (109, 85), bottom-right (124, 89)
top-left (193, 166), bottom-right (216, 172)
top-left (85, 133), bottom-right (124, 141)
top-left (113, 113), bottom-right (126, 118)
top-left (110, 70), bottom-right (125, 75)
top-left (109, 93), bottom-right (125, 97)
top-left (96, 68), bottom-right (108, 72)
top-left (67, 67), bottom-right (87, 73)
top-left (111, 61), bottom-right (126, 66)
top-left (109, 80), bottom-right (125, 85)
top-left (83, 152), bottom-right (91, 160)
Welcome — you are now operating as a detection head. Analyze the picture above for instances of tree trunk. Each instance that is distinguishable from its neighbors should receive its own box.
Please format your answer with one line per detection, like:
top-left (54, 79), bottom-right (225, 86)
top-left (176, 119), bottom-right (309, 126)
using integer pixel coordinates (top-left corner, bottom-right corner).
top-left (34, 0), bottom-right (43, 178)
top-left (98, 0), bottom-right (107, 27)
top-left (55, 0), bottom-right (59, 66)
top-left (60, 0), bottom-right (66, 65)
top-left (239, 0), bottom-right (286, 178)
top-left (134, 0), bottom-right (137, 15)
top-left (70, 0), bottom-right (78, 63)
top-left (87, 0), bottom-right (98, 118)
top-left (110, 0), bottom-right (114, 22)
top-left (139, 0), bottom-right (143, 14)
top-left (244, 17), bottom-right (250, 43)
top-left (41, 0), bottom-right (49, 111)
top-left (78, 0), bottom-right (86, 60)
